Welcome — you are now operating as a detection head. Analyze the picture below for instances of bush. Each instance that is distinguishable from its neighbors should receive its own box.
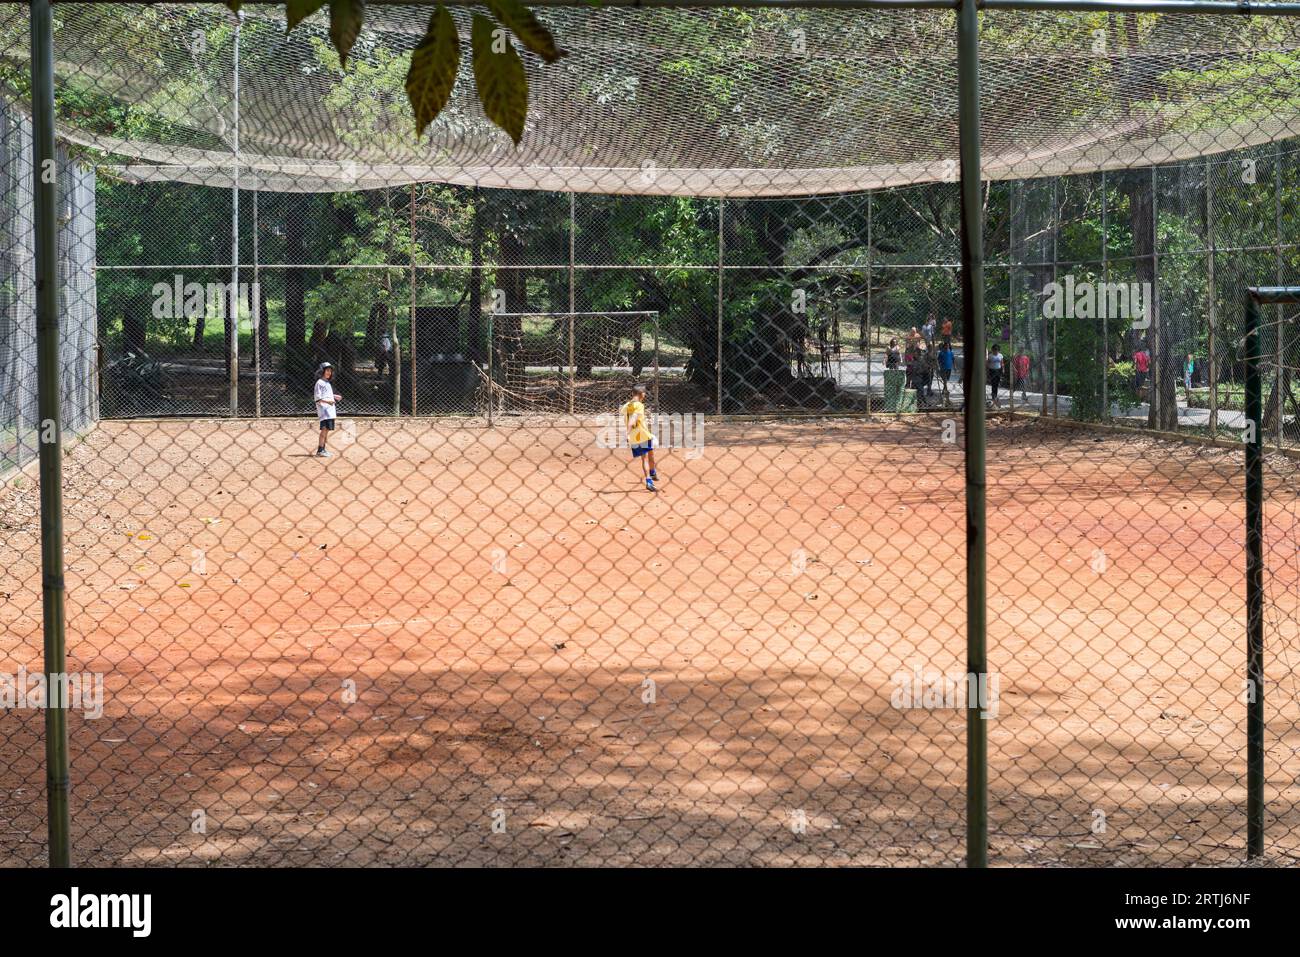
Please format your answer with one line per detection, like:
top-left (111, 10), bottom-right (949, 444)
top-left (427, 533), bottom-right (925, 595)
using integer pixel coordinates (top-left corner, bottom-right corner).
top-left (1108, 360), bottom-right (1140, 413)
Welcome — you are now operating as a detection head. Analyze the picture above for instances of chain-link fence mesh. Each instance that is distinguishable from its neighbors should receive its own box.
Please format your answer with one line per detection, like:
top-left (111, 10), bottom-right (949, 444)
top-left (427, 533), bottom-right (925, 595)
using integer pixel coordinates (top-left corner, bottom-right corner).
top-left (2, 2), bottom-right (1300, 866)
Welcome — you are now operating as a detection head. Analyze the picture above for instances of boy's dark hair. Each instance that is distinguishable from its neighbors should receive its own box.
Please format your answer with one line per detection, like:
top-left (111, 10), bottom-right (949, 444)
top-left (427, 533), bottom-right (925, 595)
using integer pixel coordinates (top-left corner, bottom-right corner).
top-left (631, 384), bottom-right (647, 396)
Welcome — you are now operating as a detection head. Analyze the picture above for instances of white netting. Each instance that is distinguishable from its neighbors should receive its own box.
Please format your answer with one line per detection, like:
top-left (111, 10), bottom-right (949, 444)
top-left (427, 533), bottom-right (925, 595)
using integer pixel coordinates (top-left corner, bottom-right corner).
top-left (0, 96), bottom-right (97, 475)
top-left (488, 311), bottom-right (660, 416)
top-left (3, 3), bottom-right (1300, 194)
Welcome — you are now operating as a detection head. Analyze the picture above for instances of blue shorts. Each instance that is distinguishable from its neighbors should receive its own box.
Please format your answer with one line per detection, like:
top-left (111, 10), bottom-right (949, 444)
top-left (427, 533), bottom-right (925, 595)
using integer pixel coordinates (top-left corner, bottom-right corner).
top-left (631, 439), bottom-right (655, 458)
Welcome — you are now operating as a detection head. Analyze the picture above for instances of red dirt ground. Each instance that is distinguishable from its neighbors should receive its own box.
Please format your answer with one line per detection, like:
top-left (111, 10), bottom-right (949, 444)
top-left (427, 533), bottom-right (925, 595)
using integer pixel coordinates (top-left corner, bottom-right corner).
top-left (1, 416), bottom-right (1298, 866)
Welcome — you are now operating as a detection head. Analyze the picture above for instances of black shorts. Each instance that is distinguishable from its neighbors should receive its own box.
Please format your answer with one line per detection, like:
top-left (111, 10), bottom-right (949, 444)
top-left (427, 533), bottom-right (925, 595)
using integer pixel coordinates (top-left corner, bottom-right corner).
top-left (319, 419), bottom-right (335, 431)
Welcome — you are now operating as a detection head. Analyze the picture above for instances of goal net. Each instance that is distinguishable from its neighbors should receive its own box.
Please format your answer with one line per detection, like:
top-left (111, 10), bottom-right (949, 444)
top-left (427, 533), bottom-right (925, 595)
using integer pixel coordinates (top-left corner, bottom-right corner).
top-left (485, 311), bottom-right (660, 417)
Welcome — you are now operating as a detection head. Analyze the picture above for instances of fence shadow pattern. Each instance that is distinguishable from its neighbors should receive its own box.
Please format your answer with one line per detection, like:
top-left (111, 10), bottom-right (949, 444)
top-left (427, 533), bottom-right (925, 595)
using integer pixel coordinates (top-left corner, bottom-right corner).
top-left (2, 416), bottom-right (1298, 865)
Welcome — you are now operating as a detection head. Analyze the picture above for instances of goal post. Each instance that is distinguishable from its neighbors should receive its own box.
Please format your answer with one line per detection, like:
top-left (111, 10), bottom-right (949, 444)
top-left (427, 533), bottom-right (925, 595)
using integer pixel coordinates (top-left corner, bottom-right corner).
top-left (484, 311), bottom-right (660, 418)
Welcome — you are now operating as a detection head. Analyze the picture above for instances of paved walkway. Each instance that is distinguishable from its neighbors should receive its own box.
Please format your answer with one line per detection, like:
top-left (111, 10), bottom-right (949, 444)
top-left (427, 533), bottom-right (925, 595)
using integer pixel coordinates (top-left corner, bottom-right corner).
top-left (835, 351), bottom-right (1271, 432)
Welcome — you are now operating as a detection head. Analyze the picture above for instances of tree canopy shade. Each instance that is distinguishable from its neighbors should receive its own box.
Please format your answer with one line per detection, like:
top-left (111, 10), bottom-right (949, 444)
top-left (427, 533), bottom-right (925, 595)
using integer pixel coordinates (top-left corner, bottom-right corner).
top-left (4, 3), bottom-right (1300, 194)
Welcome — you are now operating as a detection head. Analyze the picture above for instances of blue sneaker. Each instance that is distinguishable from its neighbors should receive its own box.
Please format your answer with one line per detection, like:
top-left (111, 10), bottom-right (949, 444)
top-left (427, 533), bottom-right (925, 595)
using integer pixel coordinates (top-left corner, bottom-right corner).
top-left (649, 469), bottom-right (658, 480)
top-left (646, 478), bottom-right (656, 492)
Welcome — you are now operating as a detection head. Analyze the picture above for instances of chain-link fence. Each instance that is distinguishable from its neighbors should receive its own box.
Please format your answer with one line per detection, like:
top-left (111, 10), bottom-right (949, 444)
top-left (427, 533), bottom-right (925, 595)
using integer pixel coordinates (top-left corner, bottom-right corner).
top-left (88, 147), bottom-right (1300, 439)
top-left (999, 151), bottom-right (1300, 443)
top-left (2, 1), bottom-right (1300, 867)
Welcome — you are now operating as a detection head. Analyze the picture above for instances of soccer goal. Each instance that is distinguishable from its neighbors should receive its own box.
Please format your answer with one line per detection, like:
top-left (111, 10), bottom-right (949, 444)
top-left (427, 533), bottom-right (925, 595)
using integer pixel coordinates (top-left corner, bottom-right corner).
top-left (484, 311), bottom-right (660, 418)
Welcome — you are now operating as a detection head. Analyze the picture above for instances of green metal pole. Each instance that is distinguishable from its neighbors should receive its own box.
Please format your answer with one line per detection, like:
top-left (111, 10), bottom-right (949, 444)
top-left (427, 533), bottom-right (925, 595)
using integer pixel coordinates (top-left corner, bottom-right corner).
top-left (31, 0), bottom-right (72, 869)
top-left (1244, 293), bottom-right (1264, 860)
top-left (958, 0), bottom-right (988, 868)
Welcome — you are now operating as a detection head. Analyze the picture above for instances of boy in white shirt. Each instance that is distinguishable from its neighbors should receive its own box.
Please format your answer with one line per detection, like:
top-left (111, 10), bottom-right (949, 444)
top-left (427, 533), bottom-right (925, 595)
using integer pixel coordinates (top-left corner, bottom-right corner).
top-left (314, 362), bottom-right (342, 457)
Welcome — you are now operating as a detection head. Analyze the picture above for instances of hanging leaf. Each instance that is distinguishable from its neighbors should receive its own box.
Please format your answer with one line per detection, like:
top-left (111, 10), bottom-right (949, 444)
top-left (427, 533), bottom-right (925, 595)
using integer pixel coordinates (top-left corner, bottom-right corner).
top-left (470, 14), bottom-right (527, 146)
top-left (406, 5), bottom-right (460, 137)
top-left (329, 0), bottom-right (366, 69)
top-left (285, 1), bottom-right (326, 33)
top-left (486, 0), bottom-right (566, 64)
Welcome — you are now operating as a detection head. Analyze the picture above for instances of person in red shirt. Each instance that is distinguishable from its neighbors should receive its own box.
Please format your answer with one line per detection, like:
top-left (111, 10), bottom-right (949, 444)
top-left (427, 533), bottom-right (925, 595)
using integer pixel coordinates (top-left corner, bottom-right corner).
top-left (1012, 352), bottom-right (1031, 400)
top-left (1134, 346), bottom-right (1150, 393)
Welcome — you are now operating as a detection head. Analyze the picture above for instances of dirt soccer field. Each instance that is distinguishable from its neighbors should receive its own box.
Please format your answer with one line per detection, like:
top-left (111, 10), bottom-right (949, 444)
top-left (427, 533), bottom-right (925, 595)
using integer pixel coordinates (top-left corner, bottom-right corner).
top-left (1, 416), bottom-right (1298, 866)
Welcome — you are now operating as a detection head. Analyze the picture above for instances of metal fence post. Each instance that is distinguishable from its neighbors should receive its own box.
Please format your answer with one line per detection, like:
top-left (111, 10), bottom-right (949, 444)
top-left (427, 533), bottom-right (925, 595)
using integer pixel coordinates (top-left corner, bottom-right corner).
top-left (1274, 145), bottom-right (1284, 451)
top-left (1050, 178), bottom-right (1058, 417)
top-left (1151, 165), bottom-right (1161, 427)
top-left (866, 191), bottom-right (873, 419)
top-left (717, 198), bottom-right (724, 415)
top-left (1008, 180), bottom-right (1016, 417)
top-left (253, 187), bottom-right (261, 417)
top-left (229, 9), bottom-right (241, 416)
top-left (569, 192), bottom-right (576, 416)
top-left (958, 0), bottom-right (988, 869)
top-left (1101, 170), bottom-right (1109, 421)
top-left (31, 0), bottom-right (72, 869)
top-left (1207, 160), bottom-right (1217, 436)
top-left (410, 183), bottom-right (418, 414)
top-left (653, 312), bottom-right (661, 413)
top-left (1243, 290), bottom-right (1264, 859)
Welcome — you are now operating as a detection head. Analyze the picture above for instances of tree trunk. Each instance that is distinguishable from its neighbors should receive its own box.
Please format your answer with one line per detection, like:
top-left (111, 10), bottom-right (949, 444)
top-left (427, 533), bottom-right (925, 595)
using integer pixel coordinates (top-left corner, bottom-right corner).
top-left (366, 302), bottom-right (385, 356)
top-left (284, 194), bottom-right (308, 382)
top-left (223, 289), bottom-right (234, 381)
top-left (257, 278), bottom-right (271, 367)
top-left (124, 290), bottom-right (147, 355)
top-left (191, 291), bottom-right (206, 350)
top-left (1111, 13), bottom-right (1176, 430)
top-left (1124, 176), bottom-right (1175, 431)
top-left (467, 188), bottom-right (484, 362)
top-left (499, 228), bottom-right (528, 405)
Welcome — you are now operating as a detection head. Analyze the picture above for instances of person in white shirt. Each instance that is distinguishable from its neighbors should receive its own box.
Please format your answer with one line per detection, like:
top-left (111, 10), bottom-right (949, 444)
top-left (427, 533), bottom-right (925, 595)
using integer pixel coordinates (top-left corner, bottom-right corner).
top-left (314, 362), bottom-right (342, 457)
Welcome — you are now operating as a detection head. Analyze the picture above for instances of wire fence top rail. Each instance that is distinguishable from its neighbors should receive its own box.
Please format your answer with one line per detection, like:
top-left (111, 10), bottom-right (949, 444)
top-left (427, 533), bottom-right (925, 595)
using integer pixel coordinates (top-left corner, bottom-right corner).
top-left (121, 0), bottom-right (1300, 11)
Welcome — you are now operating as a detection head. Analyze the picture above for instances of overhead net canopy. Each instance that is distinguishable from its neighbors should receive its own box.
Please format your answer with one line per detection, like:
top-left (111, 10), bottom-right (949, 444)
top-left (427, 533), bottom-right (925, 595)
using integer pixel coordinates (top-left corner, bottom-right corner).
top-left (1, 3), bottom-right (1300, 194)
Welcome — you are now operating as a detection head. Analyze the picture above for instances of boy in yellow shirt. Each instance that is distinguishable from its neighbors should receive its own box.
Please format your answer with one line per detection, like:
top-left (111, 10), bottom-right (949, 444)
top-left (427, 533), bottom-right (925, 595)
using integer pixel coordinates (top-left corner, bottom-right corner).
top-left (619, 384), bottom-right (658, 491)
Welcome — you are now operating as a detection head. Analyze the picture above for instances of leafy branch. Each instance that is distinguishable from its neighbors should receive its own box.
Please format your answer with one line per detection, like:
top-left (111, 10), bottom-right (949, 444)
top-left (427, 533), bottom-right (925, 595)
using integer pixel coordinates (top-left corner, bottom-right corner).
top-left (222, 1), bottom-right (565, 144)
